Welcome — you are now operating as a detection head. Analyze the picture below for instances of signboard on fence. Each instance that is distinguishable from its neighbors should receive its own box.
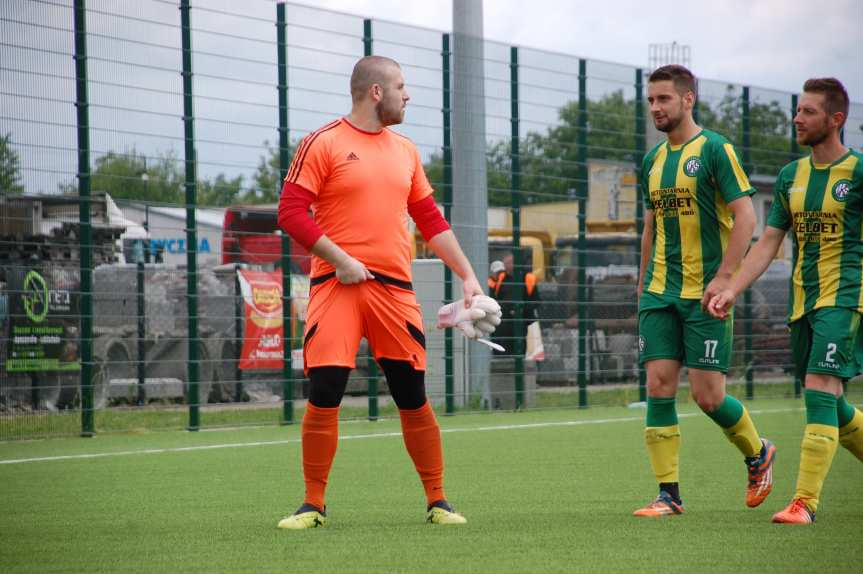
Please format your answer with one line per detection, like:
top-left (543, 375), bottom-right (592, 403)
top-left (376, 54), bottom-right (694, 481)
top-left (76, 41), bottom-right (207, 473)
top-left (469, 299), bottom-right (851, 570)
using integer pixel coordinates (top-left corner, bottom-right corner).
top-left (6, 266), bottom-right (81, 372)
top-left (587, 160), bottom-right (638, 229)
top-left (237, 269), bottom-right (284, 370)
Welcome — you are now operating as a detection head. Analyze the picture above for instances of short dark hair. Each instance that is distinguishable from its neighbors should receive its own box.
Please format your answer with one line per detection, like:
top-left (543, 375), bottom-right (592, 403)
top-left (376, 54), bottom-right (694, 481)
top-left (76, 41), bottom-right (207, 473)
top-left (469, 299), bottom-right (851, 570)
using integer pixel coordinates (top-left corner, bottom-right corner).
top-left (648, 65), bottom-right (697, 96)
top-left (803, 77), bottom-right (849, 126)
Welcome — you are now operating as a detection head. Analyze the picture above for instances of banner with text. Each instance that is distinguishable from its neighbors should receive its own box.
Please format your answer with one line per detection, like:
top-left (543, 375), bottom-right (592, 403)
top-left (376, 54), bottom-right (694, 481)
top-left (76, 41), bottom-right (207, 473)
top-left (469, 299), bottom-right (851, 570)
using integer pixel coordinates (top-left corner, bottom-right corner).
top-left (6, 266), bottom-right (81, 372)
top-left (237, 269), bottom-right (284, 370)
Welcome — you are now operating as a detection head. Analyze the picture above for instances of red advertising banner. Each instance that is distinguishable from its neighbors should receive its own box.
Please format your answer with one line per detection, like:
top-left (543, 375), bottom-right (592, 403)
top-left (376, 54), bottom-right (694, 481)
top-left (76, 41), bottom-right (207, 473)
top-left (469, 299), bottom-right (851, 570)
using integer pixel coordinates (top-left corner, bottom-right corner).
top-left (237, 269), bottom-right (283, 370)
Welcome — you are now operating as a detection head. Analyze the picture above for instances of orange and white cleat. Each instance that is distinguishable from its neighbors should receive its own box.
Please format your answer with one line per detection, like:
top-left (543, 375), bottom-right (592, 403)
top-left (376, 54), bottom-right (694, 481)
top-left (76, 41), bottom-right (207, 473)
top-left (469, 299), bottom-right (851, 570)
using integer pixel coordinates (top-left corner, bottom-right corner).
top-left (771, 499), bottom-right (815, 524)
top-left (746, 438), bottom-right (776, 508)
top-left (633, 491), bottom-right (684, 517)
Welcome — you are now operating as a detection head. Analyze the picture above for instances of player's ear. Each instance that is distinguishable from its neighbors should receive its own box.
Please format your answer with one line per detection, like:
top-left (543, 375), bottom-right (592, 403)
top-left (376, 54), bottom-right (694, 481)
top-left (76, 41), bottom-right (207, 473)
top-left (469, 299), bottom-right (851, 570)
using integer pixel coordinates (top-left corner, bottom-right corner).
top-left (830, 110), bottom-right (846, 132)
top-left (683, 90), bottom-right (695, 112)
top-left (370, 83), bottom-right (382, 102)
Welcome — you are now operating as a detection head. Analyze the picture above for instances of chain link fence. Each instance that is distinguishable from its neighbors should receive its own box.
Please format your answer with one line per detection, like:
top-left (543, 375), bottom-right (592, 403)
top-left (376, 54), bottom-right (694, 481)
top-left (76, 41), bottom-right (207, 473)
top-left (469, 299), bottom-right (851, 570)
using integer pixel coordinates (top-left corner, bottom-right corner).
top-left (3, 0), bottom-right (862, 439)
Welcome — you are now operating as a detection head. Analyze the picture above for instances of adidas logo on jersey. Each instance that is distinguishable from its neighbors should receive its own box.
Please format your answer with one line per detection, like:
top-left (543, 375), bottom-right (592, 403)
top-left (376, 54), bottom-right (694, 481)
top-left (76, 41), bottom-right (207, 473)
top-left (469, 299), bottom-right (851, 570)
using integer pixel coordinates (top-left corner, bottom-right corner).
top-left (346, 152), bottom-right (360, 161)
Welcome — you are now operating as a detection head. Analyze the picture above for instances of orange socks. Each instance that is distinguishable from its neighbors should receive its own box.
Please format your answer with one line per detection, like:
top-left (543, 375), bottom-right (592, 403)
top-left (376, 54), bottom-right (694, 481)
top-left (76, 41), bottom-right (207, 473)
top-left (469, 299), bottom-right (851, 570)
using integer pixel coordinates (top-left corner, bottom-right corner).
top-left (301, 403), bottom-right (340, 510)
top-left (301, 401), bottom-right (445, 509)
top-left (399, 401), bottom-right (446, 505)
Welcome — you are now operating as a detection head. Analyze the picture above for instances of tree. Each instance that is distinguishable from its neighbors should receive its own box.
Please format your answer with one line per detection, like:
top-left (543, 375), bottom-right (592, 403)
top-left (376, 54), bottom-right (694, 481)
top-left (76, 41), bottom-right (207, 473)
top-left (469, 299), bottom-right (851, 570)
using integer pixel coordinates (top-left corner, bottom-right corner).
top-left (56, 148), bottom-right (251, 207)
top-left (501, 90), bottom-right (640, 204)
top-left (424, 88), bottom-right (797, 207)
top-left (198, 173), bottom-right (244, 206)
top-left (424, 147), bottom-right (510, 206)
top-left (59, 149), bottom-right (184, 205)
top-left (424, 91), bottom-right (641, 207)
top-left (241, 140), bottom-right (298, 205)
top-left (0, 133), bottom-right (25, 195)
top-left (697, 85), bottom-right (793, 175)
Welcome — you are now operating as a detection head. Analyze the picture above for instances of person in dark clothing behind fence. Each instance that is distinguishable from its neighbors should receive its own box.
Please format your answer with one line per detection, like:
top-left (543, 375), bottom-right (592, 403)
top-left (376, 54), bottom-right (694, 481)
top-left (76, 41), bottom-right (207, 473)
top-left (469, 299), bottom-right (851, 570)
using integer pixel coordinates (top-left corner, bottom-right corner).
top-left (487, 253), bottom-right (540, 355)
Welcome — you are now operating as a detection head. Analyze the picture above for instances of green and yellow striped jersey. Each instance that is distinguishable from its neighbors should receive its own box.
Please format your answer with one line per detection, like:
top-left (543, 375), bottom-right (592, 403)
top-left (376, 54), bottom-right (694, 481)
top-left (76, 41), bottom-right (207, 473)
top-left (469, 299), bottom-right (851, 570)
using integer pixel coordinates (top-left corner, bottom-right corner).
top-left (641, 129), bottom-right (754, 299)
top-left (766, 149), bottom-right (863, 322)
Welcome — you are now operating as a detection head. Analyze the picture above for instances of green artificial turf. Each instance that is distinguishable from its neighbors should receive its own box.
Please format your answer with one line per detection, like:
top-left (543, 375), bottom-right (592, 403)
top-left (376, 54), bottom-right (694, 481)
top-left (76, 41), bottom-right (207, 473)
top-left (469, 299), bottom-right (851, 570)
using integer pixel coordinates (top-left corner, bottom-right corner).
top-left (1, 399), bottom-right (861, 573)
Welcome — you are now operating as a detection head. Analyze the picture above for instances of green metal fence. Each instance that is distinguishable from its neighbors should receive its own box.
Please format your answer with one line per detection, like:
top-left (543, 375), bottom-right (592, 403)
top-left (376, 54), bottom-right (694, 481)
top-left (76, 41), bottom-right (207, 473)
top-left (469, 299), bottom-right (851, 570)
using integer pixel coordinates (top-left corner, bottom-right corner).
top-left (2, 0), bottom-right (862, 439)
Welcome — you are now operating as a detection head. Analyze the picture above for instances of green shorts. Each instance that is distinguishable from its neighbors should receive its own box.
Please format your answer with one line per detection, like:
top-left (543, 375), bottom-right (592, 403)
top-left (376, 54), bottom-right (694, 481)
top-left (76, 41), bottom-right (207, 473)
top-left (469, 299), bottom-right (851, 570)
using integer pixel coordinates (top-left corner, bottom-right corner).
top-left (790, 307), bottom-right (863, 381)
top-left (638, 290), bottom-right (733, 373)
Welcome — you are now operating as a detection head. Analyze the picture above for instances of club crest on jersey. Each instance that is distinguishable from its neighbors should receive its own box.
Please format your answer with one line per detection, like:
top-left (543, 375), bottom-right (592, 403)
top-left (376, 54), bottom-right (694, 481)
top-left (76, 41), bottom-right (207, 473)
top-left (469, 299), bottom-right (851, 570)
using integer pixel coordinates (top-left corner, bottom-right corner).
top-left (832, 180), bottom-right (851, 202)
top-left (683, 156), bottom-right (701, 177)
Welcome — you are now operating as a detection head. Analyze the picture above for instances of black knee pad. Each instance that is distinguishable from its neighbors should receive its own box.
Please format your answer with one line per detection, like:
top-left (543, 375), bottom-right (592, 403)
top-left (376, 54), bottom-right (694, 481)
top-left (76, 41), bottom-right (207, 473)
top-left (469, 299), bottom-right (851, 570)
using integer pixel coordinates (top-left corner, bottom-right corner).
top-left (379, 358), bottom-right (426, 410)
top-left (308, 367), bottom-right (351, 408)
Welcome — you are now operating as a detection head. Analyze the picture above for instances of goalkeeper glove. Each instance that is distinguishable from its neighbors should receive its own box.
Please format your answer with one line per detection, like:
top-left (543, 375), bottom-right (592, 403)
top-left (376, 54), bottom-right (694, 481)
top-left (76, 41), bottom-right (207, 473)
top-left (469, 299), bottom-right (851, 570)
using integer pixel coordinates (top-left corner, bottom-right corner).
top-left (469, 295), bottom-right (502, 337)
top-left (436, 295), bottom-right (502, 339)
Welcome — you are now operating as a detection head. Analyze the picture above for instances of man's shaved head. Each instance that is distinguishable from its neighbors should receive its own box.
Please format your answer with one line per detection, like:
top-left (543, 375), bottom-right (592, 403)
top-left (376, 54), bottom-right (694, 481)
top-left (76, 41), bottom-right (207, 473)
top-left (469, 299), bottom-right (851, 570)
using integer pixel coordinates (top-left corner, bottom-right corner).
top-left (350, 55), bottom-right (401, 103)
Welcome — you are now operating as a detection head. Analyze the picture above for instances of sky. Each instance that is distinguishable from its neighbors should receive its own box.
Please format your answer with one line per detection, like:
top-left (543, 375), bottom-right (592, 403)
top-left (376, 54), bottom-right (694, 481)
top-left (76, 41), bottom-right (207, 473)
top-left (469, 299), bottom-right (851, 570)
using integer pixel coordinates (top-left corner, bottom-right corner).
top-left (302, 0), bottom-right (863, 97)
top-left (4, 0), bottom-right (862, 196)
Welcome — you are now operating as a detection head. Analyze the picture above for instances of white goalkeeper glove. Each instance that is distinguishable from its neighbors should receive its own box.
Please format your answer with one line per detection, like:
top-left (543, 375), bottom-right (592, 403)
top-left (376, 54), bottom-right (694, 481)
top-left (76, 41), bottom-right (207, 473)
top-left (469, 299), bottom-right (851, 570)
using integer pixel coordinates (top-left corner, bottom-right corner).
top-left (469, 295), bottom-right (502, 338)
top-left (436, 299), bottom-right (484, 338)
top-left (436, 295), bottom-right (502, 339)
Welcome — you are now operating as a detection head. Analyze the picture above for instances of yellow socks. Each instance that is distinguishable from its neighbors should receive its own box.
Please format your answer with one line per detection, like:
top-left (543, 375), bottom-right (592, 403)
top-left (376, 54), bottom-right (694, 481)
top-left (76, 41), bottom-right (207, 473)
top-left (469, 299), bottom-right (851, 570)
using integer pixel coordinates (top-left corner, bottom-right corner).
top-left (794, 390), bottom-right (839, 512)
top-left (645, 425), bottom-right (681, 483)
top-left (645, 397), bottom-right (681, 484)
top-left (837, 394), bottom-right (863, 462)
top-left (704, 396), bottom-right (762, 458)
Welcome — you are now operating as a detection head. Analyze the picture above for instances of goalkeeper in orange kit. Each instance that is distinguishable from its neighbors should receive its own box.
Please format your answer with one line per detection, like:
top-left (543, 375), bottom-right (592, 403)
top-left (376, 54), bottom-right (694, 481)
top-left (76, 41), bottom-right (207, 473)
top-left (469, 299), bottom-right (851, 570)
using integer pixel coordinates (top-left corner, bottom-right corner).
top-left (276, 54), bottom-right (500, 529)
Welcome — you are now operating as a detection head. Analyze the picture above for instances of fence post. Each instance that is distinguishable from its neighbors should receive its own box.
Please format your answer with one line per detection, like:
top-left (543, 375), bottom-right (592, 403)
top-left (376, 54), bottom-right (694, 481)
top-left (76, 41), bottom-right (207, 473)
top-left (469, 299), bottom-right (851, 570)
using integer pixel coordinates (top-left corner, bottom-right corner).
top-left (74, 0), bottom-right (94, 437)
top-left (789, 93), bottom-right (803, 398)
top-left (180, 0), bottom-right (200, 430)
top-left (576, 59), bottom-right (588, 408)
top-left (442, 32), bottom-right (455, 415)
top-left (280, 235), bottom-right (293, 423)
top-left (510, 46), bottom-right (525, 410)
top-left (136, 259), bottom-right (146, 405)
top-left (634, 68), bottom-right (647, 403)
top-left (276, 1), bottom-right (294, 424)
top-left (741, 86), bottom-right (754, 400)
top-left (790, 93), bottom-right (800, 161)
top-left (362, 18), bottom-right (379, 421)
top-left (234, 271), bottom-right (244, 402)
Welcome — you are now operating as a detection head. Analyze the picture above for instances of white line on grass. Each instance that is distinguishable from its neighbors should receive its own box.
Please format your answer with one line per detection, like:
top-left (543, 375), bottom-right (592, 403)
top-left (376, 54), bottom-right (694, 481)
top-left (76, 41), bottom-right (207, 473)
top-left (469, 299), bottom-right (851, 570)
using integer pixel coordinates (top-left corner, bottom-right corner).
top-left (0, 407), bottom-right (800, 466)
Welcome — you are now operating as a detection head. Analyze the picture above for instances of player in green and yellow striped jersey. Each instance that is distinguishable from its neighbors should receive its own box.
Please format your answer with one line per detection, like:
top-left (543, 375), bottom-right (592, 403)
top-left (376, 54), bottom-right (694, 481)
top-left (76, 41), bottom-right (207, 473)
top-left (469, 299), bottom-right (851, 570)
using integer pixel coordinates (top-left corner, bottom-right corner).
top-left (633, 65), bottom-right (777, 518)
top-left (709, 77), bottom-right (863, 525)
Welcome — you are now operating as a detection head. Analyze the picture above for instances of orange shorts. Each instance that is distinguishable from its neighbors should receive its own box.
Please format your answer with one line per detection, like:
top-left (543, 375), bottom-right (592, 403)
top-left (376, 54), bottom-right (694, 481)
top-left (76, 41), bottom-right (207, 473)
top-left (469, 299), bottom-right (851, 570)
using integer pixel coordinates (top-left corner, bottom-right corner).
top-left (302, 272), bottom-right (426, 373)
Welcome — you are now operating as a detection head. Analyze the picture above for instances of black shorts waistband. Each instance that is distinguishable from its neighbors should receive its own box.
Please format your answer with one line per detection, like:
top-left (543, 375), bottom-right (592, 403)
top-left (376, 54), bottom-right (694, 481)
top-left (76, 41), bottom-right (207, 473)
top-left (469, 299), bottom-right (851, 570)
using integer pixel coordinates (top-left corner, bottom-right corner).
top-left (309, 271), bottom-right (413, 291)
